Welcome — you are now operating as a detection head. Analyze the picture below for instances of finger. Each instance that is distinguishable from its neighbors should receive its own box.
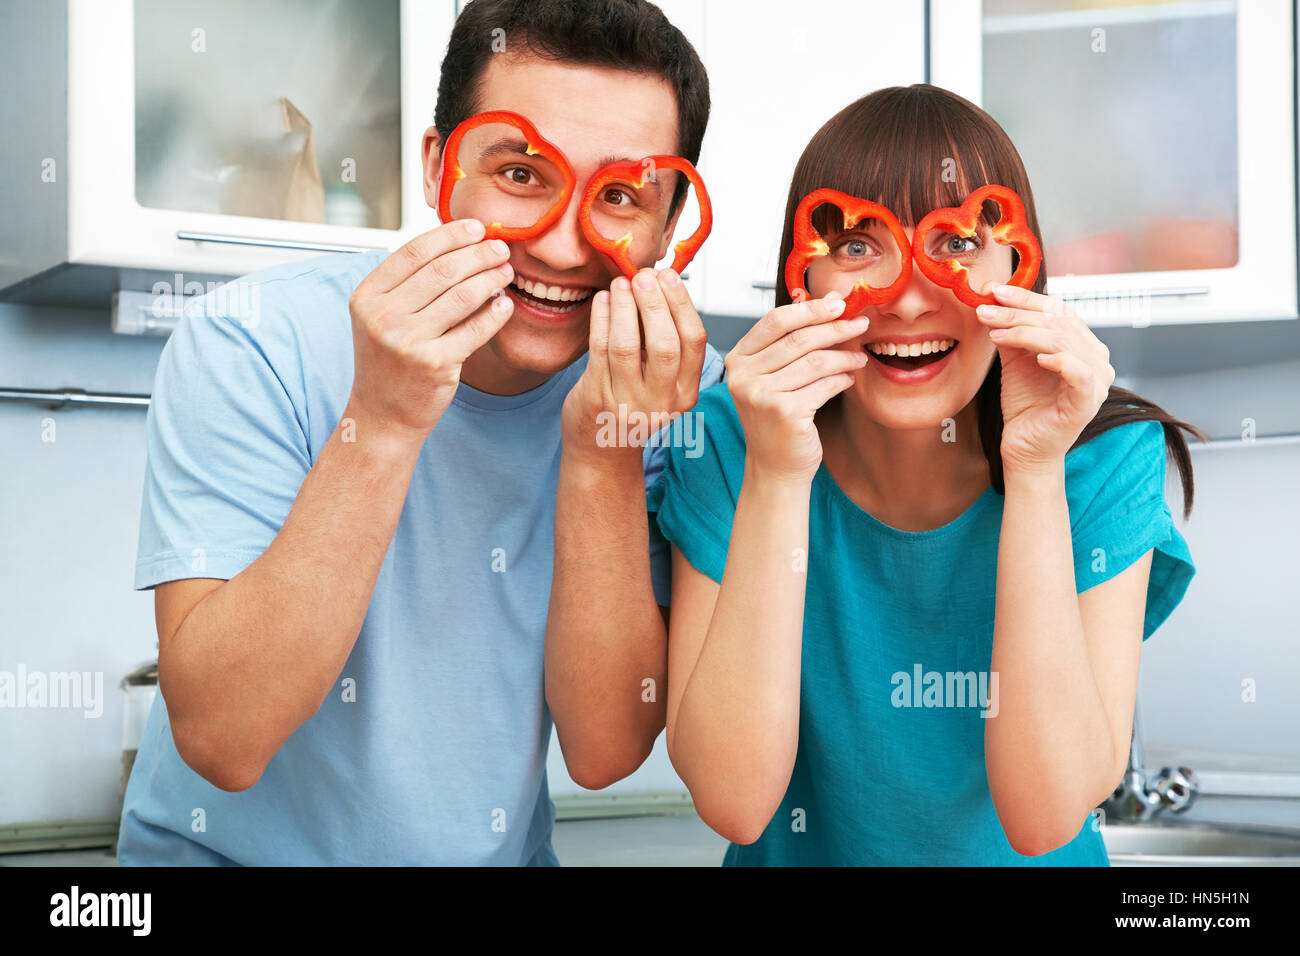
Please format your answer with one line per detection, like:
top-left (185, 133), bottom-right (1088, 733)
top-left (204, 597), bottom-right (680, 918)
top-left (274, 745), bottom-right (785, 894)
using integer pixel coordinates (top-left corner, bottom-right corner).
top-left (752, 314), bottom-right (871, 375)
top-left (416, 261), bottom-right (515, 336)
top-left (734, 293), bottom-right (847, 357)
top-left (607, 276), bottom-right (642, 382)
top-left (1035, 350), bottom-right (1097, 396)
top-left (631, 268), bottom-right (680, 393)
top-left (658, 269), bottom-right (708, 390)
top-left (989, 282), bottom-right (1069, 317)
top-left (437, 289), bottom-right (515, 359)
top-left (787, 370), bottom-right (858, 413)
top-left (389, 238), bottom-right (513, 316)
top-left (587, 290), bottom-right (612, 383)
top-left (975, 303), bottom-right (1055, 330)
top-left (770, 348), bottom-right (869, 392)
top-left (988, 325), bottom-right (1069, 355)
top-left (368, 220), bottom-right (489, 294)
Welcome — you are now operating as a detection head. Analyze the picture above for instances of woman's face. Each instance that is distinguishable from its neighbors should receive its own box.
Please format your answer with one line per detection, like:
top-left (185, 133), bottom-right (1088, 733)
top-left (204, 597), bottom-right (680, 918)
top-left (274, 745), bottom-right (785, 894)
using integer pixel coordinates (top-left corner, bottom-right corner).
top-left (804, 217), bottom-right (1014, 431)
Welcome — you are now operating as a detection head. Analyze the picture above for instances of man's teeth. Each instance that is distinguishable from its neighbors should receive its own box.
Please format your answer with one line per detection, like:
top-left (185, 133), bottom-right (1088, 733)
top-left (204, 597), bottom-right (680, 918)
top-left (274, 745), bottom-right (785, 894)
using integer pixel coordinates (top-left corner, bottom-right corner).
top-left (512, 277), bottom-right (593, 303)
top-left (866, 338), bottom-right (955, 357)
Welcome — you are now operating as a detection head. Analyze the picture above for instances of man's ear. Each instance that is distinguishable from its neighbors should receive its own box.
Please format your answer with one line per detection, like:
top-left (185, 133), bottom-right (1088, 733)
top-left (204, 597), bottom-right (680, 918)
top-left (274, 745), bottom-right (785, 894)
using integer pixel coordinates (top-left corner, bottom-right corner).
top-left (421, 125), bottom-right (444, 211)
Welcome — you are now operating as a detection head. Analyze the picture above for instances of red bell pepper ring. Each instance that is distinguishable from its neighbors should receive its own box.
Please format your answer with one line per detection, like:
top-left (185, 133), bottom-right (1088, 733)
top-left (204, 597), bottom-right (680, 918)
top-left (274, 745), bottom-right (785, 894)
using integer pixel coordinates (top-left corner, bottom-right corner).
top-left (784, 188), bottom-right (913, 317)
top-left (578, 156), bottom-right (713, 278)
top-left (910, 184), bottom-right (1041, 308)
top-left (436, 110), bottom-right (577, 242)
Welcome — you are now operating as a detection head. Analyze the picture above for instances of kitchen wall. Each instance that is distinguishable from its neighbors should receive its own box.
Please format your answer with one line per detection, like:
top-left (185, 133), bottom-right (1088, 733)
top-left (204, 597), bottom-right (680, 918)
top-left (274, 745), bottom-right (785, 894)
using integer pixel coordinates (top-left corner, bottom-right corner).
top-left (2, 300), bottom-right (1298, 826)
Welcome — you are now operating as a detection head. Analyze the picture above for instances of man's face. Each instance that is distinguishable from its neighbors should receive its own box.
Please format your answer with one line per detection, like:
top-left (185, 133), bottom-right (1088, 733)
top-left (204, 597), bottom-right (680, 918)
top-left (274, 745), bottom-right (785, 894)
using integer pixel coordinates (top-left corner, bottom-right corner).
top-left (423, 53), bottom-right (683, 377)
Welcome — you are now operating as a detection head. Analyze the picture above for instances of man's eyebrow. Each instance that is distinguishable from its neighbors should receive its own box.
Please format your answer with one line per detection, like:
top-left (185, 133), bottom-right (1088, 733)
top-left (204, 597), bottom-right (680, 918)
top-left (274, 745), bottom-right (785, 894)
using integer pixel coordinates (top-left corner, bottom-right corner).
top-left (596, 155), bottom-right (669, 193)
top-left (477, 138), bottom-right (537, 161)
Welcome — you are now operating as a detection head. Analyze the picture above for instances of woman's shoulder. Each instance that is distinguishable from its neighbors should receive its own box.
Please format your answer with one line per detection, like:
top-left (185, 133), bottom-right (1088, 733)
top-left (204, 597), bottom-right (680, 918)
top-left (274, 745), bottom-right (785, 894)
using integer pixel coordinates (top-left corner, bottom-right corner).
top-left (1063, 418), bottom-right (1170, 528)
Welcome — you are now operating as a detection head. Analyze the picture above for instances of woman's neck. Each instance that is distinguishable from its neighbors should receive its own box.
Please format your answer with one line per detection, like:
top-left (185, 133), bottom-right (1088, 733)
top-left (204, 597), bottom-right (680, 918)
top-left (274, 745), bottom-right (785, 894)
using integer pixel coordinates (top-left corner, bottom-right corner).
top-left (818, 397), bottom-right (991, 532)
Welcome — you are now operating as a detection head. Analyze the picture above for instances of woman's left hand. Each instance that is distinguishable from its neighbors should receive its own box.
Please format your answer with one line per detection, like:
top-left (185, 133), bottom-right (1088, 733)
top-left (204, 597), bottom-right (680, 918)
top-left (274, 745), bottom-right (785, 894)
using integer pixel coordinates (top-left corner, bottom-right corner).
top-left (975, 283), bottom-right (1116, 474)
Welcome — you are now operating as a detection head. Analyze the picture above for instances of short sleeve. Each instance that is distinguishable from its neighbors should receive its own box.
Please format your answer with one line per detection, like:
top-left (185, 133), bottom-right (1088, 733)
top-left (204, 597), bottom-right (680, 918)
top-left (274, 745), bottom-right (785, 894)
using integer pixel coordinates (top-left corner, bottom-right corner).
top-left (646, 382), bottom-right (748, 588)
top-left (134, 280), bottom-right (314, 589)
top-left (1066, 419), bottom-right (1196, 640)
top-left (644, 344), bottom-right (727, 605)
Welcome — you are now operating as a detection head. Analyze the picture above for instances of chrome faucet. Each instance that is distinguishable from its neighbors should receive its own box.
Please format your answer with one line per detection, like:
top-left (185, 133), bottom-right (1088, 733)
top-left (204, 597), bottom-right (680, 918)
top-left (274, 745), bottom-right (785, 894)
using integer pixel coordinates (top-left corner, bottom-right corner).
top-left (1101, 697), bottom-right (1198, 823)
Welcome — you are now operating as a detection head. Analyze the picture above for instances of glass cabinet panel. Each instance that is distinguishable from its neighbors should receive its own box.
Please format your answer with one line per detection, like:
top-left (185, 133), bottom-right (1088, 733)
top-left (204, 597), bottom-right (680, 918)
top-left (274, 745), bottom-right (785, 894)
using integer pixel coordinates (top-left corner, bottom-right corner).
top-left (981, 0), bottom-right (1237, 277)
top-left (134, 0), bottom-right (402, 229)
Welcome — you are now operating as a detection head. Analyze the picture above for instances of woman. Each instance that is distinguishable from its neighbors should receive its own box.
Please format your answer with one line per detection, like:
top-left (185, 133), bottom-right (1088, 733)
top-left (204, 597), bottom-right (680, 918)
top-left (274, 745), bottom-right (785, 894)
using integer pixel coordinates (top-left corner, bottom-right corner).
top-left (648, 85), bottom-right (1201, 865)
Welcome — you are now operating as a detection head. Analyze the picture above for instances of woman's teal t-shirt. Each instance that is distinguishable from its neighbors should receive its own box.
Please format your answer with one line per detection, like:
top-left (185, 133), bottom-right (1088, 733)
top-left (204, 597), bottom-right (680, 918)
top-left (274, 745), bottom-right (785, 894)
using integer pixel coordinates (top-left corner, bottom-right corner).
top-left (647, 383), bottom-right (1195, 867)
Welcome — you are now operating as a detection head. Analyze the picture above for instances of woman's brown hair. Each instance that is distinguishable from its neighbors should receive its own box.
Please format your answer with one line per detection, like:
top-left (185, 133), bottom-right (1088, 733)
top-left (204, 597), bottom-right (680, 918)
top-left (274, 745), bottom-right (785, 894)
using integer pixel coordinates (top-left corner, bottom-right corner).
top-left (775, 84), bottom-right (1206, 517)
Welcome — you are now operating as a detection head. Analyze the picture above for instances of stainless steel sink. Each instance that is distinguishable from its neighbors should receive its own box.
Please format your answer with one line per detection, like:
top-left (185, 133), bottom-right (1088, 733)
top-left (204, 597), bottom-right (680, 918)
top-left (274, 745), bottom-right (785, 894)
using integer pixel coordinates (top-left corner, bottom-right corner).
top-left (1103, 821), bottom-right (1300, 866)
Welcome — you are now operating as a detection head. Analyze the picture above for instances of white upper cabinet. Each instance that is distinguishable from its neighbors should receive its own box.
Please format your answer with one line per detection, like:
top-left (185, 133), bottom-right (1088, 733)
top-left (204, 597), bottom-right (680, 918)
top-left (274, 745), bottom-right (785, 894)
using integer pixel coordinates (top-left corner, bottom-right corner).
top-left (654, 0), bottom-right (928, 319)
top-left (931, 0), bottom-right (1296, 326)
top-left (0, 0), bottom-right (454, 307)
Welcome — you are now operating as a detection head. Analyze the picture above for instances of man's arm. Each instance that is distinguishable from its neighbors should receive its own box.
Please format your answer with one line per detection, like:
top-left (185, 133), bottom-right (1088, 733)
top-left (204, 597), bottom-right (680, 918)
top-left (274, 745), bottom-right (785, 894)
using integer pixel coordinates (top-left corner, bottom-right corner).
top-left (545, 268), bottom-right (708, 788)
top-left (158, 220), bottom-right (515, 791)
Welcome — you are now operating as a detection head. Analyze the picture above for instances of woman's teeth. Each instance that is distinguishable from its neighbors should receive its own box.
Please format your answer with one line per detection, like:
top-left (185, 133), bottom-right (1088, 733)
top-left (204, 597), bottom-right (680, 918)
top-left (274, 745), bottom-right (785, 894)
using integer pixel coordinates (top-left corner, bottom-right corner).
top-left (866, 338), bottom-right (955, 357)
top-left (511, 277), bottom-right (594, 312)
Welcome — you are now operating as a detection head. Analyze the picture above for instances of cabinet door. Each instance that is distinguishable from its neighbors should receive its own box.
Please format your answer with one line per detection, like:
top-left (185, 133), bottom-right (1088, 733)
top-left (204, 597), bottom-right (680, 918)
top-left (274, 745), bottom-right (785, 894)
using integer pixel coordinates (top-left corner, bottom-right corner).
top-left (655, 0), bottom-right (927, 319)
top-left (931, 0), bottom-right (1296, 326)
top-left (66, 0), bottom-right (453, 280)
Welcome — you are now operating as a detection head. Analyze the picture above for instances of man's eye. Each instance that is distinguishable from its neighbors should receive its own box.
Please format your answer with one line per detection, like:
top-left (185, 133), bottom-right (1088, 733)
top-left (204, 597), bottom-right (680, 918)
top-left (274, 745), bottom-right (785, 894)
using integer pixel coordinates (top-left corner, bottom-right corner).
top-left (603, 187), bottom-right (630, 207)
top-left (505, 167), bottom-right (534, 185)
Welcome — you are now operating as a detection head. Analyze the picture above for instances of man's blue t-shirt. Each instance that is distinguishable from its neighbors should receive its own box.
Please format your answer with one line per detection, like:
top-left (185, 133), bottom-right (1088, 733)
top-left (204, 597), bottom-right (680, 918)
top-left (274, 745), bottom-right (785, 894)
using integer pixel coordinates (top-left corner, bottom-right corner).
top-left (647, 383), bottom-right (1195, 866)
top-left (118, 250), bottom-right (724, 866)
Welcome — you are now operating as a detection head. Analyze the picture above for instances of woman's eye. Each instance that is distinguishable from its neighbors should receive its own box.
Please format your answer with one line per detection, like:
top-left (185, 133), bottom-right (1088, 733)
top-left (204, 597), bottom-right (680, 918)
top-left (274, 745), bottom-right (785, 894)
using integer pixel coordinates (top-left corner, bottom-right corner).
top-left (837, 238), bottom-right (871, 258)
top-left (944, 234), bottom-right (980, 255)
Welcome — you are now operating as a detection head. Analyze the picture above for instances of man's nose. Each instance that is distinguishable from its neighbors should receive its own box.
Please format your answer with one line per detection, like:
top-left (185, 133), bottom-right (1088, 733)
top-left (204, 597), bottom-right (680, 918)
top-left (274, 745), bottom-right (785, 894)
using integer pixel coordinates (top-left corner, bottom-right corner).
top-left (520, 190), bottom-right (597, 273)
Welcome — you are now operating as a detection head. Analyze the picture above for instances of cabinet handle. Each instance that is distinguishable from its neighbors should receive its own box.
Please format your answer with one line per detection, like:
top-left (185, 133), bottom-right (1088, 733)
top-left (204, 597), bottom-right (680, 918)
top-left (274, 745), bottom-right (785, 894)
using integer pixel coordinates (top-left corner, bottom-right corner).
top-left (177, 231), bottom-right (387, 254)
top-left (1057, 286), bottom-right (1211, 302)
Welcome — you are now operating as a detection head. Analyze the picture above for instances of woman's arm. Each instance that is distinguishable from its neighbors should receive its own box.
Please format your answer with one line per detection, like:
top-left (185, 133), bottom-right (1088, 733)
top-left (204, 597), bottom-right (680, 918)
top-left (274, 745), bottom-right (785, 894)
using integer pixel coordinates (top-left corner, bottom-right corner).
top-left (985, 459), bottom-right (1151, 856)
top-left (975, 282), bottom-right (1144, 855)
top-left (664, 293), bottom-right (868, 844)
top-left (665, 473), bottom-right (812, 845)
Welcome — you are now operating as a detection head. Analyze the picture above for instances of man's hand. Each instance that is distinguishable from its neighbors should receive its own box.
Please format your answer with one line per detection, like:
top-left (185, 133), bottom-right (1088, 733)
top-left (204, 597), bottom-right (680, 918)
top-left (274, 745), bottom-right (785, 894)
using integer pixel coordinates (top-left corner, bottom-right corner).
top-left (560, 267), bottom-right (708, 464)
top-left (348, 218), bottom-right (516, 440)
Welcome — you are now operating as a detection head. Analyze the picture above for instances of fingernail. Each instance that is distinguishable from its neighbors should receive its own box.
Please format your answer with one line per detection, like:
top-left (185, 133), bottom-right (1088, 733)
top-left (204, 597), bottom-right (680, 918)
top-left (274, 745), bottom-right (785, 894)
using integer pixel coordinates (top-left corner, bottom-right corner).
top-left (977, 304), bottom-right (997, 318)
top-left (634, 272), bottom-right (656, 290)
top-left (994, 284), bottom-right (1014, 296)
top-left (824, 290), bottom-right (843, 303)
top-left (465, 219), bottom-right (485, 239)
top-left (825, 298), bottom-right (845, 315)
top-left (658, 269), bottom-right (679, 286)
top-left (851, 316), bottom-right (870, 326)
top-left (990, 328), bottom-right (1007, 338)
top-left (489, 239), bottom-right (509, 256)
top-left (613, 277), bottom-right (631, 292)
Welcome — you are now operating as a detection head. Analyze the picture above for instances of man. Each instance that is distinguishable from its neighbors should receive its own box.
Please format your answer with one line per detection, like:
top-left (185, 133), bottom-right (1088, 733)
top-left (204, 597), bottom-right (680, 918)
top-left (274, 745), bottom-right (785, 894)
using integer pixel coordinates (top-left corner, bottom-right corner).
top-left (117, 0), bottom-right (721, 865)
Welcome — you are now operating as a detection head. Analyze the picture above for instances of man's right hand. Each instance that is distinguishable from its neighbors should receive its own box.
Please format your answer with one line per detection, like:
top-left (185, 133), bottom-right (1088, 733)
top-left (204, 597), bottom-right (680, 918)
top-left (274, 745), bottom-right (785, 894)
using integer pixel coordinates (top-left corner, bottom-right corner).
top-left (347, 218), bottom-right (516, 439)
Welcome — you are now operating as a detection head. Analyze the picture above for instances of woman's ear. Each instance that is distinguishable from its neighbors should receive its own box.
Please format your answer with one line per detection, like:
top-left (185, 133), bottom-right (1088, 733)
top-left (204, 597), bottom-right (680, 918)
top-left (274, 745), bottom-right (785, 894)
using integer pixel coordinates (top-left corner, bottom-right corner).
top-left (421, 125), bottom-right (444, 210)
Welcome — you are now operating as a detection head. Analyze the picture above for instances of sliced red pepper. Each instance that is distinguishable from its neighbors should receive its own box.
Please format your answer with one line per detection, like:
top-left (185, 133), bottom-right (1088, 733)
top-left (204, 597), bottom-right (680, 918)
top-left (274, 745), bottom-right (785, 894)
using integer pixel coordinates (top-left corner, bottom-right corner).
top-left (578, 156), bottom-right (713, 278)
top-left (911, 184), bottom-right (1042, 308)
top-left (784, 188), bottom-right (913, 316)
top-left (436, 110), bottom-right (576, 242)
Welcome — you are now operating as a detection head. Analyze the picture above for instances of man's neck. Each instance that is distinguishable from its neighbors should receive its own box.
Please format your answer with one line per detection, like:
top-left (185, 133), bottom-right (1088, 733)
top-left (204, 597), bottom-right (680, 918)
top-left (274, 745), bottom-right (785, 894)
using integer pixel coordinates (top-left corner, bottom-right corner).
top-left (459, 342), bottom-right (555, 397)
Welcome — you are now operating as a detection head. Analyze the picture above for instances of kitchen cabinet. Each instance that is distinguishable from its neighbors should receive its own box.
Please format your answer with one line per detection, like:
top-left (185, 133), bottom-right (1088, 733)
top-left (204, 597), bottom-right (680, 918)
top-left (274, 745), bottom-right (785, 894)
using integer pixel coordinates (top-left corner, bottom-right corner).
top-left (930, 0), bottom-right (1297, 326)
top-left (654, 0), bottom-right (928, 319)
top-left (0, 0), bottom-right (454, 309)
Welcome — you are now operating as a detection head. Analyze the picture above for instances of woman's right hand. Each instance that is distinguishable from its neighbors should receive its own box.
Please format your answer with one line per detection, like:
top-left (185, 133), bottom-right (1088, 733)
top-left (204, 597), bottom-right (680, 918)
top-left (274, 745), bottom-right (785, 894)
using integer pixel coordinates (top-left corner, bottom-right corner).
top-left (724, 292), bottom-right (870, 484)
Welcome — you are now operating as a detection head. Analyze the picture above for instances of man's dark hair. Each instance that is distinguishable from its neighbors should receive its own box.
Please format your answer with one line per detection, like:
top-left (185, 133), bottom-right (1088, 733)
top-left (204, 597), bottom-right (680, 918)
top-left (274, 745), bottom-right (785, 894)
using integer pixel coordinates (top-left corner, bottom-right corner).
top-left (434, 0), bottom-right (709, 216)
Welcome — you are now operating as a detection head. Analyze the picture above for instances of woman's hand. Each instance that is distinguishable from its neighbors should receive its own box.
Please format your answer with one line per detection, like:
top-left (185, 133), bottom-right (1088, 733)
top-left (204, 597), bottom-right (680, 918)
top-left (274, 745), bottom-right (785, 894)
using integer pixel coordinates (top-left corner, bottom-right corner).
top-left (725, 293), bottom-right (870, 484)
top-left (975, 283), bottom-right (1116, 474)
